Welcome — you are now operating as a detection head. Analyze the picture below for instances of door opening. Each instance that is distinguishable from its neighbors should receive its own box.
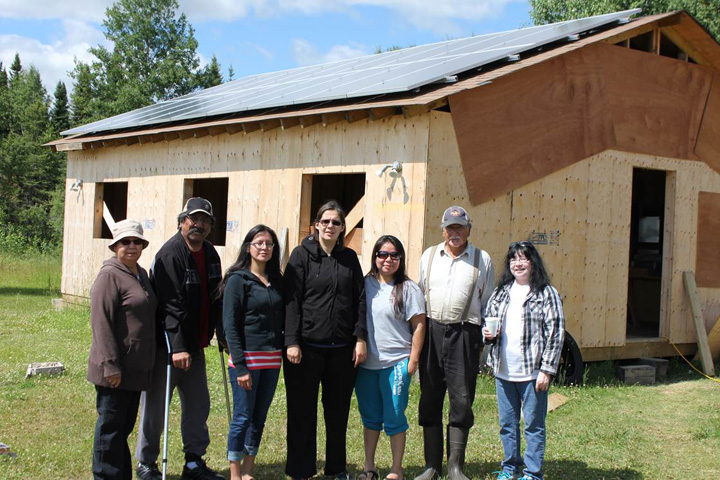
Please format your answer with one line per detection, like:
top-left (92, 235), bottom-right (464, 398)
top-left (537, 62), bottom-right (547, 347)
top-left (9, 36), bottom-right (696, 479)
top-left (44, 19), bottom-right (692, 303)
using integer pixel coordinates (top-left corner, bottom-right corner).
top-left (627, 168), bottom-right (666, 338)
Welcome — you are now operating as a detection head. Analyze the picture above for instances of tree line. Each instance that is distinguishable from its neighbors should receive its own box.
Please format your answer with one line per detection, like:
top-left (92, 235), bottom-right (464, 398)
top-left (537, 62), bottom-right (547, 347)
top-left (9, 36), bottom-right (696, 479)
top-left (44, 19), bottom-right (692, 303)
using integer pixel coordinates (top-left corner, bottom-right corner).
top-left (0, 0), bottom-right (228, 252)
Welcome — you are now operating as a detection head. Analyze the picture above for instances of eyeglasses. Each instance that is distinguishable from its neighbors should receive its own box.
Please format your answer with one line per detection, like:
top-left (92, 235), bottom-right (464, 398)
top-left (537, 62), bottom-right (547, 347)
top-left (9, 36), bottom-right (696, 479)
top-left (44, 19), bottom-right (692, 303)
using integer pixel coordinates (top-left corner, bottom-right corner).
top-left (376, 251), bottom-right (401, 260)
top-left (319, 219), bottom-right (343, 227)
top-left (250, 242), bottom-right (275, 249)
top-left (509, 257), bottom-right (530, 264)
top-left (120, 238), bottom-right (144, 246)
top-left (187, 213), bottom-right (212, 224)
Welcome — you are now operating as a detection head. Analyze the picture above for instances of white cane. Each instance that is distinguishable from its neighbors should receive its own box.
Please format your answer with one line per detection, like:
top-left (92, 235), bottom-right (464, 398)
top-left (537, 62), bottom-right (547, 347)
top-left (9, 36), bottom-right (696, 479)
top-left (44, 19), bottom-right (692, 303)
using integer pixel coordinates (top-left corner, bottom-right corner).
top-left (161, 331), bottom-right (172, 480)
top-left (218, 345), bottom-right (232, 426)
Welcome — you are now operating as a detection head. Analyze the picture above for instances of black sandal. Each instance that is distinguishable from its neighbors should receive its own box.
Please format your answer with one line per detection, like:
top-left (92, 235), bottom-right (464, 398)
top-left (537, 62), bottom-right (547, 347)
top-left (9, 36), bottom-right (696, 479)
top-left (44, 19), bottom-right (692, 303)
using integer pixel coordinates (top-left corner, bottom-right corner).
top-left (358, 470), bottom-right (379, 480)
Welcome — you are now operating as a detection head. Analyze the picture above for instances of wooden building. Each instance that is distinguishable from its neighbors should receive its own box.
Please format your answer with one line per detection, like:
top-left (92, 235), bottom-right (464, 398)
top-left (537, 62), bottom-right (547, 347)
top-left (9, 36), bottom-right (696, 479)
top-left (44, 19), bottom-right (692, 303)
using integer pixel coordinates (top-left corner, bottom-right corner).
top-left (49, 10), bottom-right (720, 369)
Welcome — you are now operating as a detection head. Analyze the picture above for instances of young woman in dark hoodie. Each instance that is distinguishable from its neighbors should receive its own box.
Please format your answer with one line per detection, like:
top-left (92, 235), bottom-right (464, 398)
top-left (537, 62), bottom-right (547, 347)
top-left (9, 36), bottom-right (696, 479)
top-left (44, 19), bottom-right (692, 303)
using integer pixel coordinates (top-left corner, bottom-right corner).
top-left (284, 200), bottom-right (368, 480)
top-left (219, 225), bottom-right (284, 480)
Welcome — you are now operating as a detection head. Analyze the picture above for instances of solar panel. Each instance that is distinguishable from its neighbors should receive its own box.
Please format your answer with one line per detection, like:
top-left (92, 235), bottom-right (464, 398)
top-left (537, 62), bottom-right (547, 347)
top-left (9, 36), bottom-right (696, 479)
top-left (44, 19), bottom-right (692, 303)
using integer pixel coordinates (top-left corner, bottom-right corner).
top-left (62, 9), bottom-right (641, 136)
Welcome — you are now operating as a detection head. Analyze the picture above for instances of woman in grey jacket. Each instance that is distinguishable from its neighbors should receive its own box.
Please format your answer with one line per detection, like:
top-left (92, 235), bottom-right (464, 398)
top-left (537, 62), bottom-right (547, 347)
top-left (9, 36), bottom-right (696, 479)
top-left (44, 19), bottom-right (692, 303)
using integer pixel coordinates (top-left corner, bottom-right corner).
top-left (219, 224), bottom-right (284, 480)
top-left (88, 219), bottom-right (157, 480)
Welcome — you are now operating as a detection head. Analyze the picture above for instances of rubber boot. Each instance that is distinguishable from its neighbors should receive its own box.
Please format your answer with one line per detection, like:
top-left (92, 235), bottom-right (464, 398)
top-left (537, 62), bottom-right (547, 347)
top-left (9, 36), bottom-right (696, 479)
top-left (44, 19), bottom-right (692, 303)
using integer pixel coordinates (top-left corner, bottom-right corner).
top-left (447, 426), bottom-right (470, 480)
top-left (413, 425), bottom-right (443, 480)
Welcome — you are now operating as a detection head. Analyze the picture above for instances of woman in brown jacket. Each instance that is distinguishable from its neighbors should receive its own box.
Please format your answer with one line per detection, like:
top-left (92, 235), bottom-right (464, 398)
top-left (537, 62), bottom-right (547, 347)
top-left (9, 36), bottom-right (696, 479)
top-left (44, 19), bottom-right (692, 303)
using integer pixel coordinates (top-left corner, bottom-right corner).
top-left (88, 219), bottom-right (157, 480)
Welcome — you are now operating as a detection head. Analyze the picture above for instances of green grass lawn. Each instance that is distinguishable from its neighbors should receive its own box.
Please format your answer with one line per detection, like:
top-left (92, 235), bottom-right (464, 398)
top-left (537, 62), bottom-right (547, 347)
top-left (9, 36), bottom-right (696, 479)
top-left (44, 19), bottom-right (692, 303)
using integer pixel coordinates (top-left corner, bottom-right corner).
top-left (0, 253), bottom-right (718, 479)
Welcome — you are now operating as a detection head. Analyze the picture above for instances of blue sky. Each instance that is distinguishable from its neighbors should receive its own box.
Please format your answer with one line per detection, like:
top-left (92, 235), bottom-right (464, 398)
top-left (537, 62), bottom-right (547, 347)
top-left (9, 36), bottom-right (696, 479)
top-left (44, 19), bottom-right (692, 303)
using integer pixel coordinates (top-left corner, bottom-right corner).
top-left (0, 0), bottom-right (532, 94)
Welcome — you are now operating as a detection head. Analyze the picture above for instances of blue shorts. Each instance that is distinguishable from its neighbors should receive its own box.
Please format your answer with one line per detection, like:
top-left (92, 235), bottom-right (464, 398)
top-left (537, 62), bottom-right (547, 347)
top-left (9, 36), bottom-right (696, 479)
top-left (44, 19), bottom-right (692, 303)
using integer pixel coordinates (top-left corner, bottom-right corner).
top-left (354, 358), bottom-right (411, 436)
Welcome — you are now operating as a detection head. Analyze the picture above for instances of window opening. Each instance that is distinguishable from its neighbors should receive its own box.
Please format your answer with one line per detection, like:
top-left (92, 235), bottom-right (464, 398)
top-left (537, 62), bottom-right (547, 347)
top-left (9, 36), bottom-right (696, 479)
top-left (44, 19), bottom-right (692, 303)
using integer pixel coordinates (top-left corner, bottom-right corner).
top-left (94, 181), bottom-right (128, 239)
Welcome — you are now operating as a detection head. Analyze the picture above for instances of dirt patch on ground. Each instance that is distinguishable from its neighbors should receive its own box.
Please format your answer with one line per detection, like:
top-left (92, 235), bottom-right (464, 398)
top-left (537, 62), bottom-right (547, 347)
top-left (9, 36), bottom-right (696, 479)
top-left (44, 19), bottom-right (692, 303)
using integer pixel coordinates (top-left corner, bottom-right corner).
top-left (660, 379), bottom-right (719, 395)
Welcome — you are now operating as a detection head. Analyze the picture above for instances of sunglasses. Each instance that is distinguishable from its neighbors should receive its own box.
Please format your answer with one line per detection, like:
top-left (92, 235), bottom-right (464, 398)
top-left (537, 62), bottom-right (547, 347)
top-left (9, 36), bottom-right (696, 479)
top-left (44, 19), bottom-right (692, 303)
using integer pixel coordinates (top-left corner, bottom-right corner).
top-left (319, 219), bottom-right (343, 226)
top-left (509, 241), bottom-right (533, 248)
top-left (120, 238), bottom-right (144, 246)
top-left (376, 251), bottom-right (401, 260)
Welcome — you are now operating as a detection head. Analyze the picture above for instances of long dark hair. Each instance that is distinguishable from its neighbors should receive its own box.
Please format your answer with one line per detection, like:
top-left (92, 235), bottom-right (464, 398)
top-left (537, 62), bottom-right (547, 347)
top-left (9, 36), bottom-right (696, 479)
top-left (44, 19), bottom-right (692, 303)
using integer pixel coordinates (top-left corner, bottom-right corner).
top-left (313, 200), bottom-right (347, 247)
top-left (217, 224), bottom-right (282, 298)
top-left (367, 235), bottom-right (409, 316)
top-left (496, 241), bottom-right (552, 293)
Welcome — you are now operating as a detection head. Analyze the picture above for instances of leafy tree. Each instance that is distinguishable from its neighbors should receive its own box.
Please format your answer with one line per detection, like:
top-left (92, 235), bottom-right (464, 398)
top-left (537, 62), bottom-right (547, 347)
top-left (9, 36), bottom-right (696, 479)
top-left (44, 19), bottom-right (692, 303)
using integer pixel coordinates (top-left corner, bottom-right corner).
top-left (50, 81), bottom-right (70, 134)
top-left (529, 0), bottom-right (719, 42)
top-left (72, 0), bottom-right (202, 118)
top-left (195, 54), bottom-right (223, 89)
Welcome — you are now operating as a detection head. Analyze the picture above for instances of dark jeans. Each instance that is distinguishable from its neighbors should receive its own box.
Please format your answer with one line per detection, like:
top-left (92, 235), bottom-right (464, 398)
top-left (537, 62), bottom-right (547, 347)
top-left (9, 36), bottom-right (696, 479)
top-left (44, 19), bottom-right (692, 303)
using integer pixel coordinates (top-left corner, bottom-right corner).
top-left (418, 319), bottom-right (482, 429)
top-left (227, 366), bottom-right (280, 460)
top-left (283, 344), bottom-right (357, 478)
top-left (93, 386), bottom-right (141, 480)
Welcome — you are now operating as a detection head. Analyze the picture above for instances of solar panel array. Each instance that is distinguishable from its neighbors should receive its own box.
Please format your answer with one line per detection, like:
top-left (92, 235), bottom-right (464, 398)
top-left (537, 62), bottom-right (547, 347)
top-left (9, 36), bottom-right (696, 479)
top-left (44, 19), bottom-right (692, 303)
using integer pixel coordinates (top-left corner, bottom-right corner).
top-left (63, 9), bottom-right (640, 136)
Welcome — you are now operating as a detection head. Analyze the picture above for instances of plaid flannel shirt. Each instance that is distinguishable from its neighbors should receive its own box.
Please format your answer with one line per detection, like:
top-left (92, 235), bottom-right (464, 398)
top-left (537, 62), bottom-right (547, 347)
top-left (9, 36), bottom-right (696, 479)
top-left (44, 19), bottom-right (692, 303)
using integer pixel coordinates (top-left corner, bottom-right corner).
top-left (484, 283), bottom-right (565, 377)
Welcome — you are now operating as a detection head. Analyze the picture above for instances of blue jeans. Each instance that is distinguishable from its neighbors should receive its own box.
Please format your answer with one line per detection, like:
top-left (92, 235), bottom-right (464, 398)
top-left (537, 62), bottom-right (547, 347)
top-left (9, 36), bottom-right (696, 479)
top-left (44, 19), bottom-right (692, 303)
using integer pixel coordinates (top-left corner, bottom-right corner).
top-left (228, 366), bottom-right (280, 461)
top-left (495, 378), bottom-right (548, 480)
top-left (355, 358), bottom-right (411, 435)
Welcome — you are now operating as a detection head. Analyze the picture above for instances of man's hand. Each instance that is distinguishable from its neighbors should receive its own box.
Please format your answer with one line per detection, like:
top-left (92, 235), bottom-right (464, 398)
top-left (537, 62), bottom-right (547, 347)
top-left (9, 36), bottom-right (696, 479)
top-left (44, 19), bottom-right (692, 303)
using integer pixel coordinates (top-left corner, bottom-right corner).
top-left (286, 345), bottom-right (302, 364)
top-left (172, 352), bottom-right (192, 370)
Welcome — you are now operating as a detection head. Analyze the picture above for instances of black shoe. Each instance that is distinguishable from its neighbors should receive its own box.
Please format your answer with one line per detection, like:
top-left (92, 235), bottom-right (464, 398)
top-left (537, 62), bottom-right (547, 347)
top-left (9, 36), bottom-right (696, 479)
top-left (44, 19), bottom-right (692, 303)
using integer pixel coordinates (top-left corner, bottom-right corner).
top-left (136, 462), bottom-right (162, 480)
top-left (181, 458), bottom-right (226, 480)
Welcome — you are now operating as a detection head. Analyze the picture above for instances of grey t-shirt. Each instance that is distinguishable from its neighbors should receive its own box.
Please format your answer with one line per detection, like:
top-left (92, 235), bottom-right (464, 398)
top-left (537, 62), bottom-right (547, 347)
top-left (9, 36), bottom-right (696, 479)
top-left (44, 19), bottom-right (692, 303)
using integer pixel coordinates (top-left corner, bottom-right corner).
top-left (362, 276), bottom-right (426, 370)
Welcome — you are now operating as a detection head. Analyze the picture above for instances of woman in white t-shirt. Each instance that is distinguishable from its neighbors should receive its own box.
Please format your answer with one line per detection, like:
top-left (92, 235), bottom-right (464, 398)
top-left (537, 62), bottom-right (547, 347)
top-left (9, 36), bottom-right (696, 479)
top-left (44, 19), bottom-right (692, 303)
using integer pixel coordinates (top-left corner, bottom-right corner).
top-left (483, 241), bottom-right (565, 480)
top-left (356, 235), bottom-right (426, 480)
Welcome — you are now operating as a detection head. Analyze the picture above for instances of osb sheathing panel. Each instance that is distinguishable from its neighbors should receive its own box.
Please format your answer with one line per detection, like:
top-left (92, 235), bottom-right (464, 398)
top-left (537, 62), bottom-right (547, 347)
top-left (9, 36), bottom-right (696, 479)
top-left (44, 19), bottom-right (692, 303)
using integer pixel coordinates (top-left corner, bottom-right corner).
top-left (695, 72), bottom-right (720, 173)
top-left (62, 115), bottom-right (430, 298)
top-left (696, 192), bottom-right (720, 288)
top-left (450, 41), bottom-right (716, 205)
top-left (425, 112), bottom-right (720, 349)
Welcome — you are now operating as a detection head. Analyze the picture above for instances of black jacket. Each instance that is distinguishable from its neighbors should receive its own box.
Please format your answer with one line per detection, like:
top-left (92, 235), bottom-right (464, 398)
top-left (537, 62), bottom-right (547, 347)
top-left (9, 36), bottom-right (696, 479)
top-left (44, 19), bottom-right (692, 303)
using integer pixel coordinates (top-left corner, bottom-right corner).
top-left (222, 269), bottom-right (284, 376)
top-left (151, 231), bottom-right (222, 355)
top-left (284, 235), bottom-right (367, 346)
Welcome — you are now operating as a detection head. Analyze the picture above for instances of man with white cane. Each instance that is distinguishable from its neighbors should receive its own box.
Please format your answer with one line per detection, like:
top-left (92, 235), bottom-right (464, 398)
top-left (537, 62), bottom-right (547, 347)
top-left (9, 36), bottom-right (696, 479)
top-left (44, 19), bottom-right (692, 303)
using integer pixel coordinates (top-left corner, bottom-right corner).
top-left (135, 198), bottom-right (225, 480)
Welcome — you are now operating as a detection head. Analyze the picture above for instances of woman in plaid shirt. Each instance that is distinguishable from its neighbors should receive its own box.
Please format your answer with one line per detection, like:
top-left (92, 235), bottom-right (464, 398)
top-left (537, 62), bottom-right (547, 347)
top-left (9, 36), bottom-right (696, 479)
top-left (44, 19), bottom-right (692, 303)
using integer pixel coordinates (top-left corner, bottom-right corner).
top-left (483, 241), bottom-right (565, 480)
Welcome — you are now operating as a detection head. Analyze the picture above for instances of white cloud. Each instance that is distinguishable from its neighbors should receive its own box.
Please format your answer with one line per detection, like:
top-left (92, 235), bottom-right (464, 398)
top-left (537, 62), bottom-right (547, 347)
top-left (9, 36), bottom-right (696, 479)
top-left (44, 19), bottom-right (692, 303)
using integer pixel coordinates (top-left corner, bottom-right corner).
top-left (290, 38), bottom-right (367, 66)
top-left (0, 0), bottom-right (110, 22)
top-left (0, 19), bottom-right (103, 94)
top-left (179, 0), bottom-right (522, 33)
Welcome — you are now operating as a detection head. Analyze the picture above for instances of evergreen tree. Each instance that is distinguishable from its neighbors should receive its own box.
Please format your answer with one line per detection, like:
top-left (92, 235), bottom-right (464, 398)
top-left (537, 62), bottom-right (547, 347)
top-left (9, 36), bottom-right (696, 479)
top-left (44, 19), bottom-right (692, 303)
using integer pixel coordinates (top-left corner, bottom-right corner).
top-left (50, 81), bottom-right (70, 134)
top-left (0, 56), bottom-right (65, 248)
top-left (9, 53), bottom-right (21, 80)
top-left (228, 65), bottom-right (235, 82)
top-left (529, 0), bottom-right (719, 41)
top-left (69, 61), bottom-right (97, 127)
top-left (195, 54), bottom-right (223, 89)
top-left (0, 62), bottom-right (9, 139)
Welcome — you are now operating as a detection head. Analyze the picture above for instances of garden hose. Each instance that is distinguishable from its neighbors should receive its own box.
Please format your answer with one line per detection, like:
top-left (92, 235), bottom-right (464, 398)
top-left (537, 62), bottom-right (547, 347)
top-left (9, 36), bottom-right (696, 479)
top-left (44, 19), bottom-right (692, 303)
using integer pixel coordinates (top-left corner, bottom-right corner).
top-left (661, 336), bottom-right (720, 384)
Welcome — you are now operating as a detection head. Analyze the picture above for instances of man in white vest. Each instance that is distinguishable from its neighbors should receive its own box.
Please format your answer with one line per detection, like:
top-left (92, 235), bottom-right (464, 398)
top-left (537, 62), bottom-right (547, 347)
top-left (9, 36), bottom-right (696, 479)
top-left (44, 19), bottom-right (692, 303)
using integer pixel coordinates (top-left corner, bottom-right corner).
top-left (415, 206), bottom-right (495, 480)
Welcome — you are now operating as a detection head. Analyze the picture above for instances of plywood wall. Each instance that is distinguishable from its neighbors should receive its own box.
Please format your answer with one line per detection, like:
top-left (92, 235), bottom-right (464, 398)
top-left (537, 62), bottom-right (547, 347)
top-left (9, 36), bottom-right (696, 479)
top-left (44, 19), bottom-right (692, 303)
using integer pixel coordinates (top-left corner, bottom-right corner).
top-left (63, 115), bottom-right (430, 298)
top-left (425, 111), bottom-right (720, 348)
